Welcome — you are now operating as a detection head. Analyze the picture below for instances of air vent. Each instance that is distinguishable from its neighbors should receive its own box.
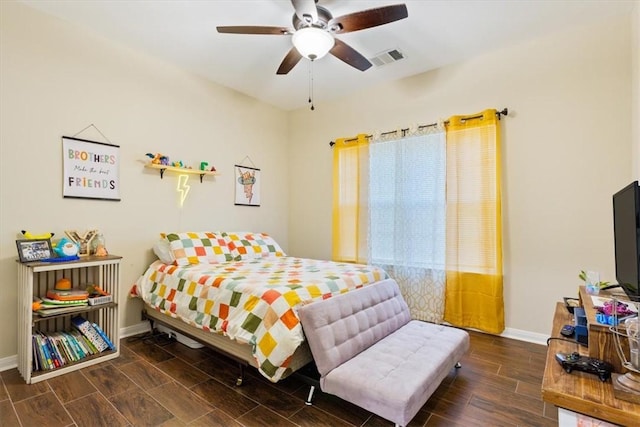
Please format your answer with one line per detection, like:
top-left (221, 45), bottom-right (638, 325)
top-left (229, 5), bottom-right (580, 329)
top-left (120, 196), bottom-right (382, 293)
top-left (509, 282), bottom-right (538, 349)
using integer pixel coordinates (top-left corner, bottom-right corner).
top-left (369, 48), bottom-right (405, 67)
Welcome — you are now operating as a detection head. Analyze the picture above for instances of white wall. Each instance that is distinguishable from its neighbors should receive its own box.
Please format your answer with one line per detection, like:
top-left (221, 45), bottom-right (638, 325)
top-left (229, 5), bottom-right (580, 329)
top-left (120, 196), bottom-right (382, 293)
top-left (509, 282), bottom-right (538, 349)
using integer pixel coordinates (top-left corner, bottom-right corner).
top-left (288, 17), bottom-right (633, 337)
top-left (0, 2), bottom-right (289, 359)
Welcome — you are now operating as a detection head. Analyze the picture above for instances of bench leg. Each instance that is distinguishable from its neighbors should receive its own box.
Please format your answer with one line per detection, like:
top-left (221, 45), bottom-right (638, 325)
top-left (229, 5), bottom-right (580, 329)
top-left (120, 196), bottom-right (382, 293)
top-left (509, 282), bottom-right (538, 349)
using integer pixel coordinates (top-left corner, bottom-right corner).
top-left (305, 385), bottom-right (316, 406)
top-left (455, 362), bottom-right (462, 369)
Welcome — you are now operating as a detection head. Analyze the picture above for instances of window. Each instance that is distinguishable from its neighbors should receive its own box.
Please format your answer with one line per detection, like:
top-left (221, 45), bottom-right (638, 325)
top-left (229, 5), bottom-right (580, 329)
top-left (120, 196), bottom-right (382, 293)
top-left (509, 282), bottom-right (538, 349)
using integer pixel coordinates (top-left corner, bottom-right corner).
top-left (332, 109), bottom-right (503, 331)
top-left (369, 131), bottom-right (446, 269)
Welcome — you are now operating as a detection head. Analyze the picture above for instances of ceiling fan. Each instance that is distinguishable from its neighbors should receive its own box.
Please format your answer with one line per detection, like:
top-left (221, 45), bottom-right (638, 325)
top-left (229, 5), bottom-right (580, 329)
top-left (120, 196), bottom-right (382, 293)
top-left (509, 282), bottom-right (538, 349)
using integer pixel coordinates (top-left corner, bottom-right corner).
top-left (216, 0), bottom-right (409, 75)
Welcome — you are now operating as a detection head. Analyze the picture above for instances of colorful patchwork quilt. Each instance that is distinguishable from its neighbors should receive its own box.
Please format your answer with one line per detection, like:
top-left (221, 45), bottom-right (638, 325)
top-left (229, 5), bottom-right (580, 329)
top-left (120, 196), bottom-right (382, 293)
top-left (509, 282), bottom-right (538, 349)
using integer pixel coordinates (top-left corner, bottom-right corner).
top-left (133, 257), bottom-right (388, 382)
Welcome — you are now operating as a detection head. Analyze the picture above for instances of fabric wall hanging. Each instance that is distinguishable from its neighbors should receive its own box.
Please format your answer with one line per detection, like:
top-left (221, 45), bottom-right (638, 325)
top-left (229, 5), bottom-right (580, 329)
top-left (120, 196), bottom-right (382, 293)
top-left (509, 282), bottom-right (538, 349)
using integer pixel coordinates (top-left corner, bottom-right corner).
top-left (235, 156), bottom-right (260, 207)
top-left (62, 136), bottom-right (121, 201)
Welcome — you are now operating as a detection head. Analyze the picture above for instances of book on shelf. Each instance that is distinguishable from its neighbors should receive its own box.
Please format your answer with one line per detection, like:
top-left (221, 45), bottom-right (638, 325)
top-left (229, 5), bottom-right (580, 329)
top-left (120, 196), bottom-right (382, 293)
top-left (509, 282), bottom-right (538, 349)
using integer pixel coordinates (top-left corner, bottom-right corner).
top-left (46, 288), bottom-right (89, 301)
top-left (42, 332), bottom-right (65, 368)
top-left (31, 337), bottom-right (40, 371)
top-left (39, 297), bottom-right (88, 307)
top-left (47, 333), bottom-right (66, 363)
top-left (68, 329), bottom-right (95, 357)
top-left (47, 335), bottom-right (68, 367)
top-left (36, 305), bottom-right (89, 317)
top-left (71, 316), bottom-right (110, 352)
top-left (34, 333), bottom-right (54, 370)
top-left (49, 335), bottom-right (66, 367)
top-left (41, 334), bottom-right (56, 369)
top-left (58, 332), bottom-right (82, 361)
top-left (82, 333), bottom-right (99, 354)
top-left (92, 323), bottom-right (115, 350)
top-left (32, 336), bottom-right (44, 371)
top-left (33, 336), bottom-right (46, 370)
top-left (50, 332), bottom-right (75, 363)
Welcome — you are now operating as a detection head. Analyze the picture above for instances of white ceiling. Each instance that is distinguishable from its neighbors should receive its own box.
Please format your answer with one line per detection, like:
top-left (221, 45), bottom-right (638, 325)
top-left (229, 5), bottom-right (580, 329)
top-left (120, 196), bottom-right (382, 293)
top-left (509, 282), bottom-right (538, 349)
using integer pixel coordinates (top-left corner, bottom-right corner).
top-left (20, 0), bottom-right (637, 111)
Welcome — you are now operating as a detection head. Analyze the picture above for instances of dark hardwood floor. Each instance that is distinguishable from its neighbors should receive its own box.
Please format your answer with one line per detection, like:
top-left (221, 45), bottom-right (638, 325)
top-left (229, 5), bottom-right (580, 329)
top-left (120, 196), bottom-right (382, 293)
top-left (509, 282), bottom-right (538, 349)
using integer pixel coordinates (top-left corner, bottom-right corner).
top-left (1, 329), bottom-right (557, 426)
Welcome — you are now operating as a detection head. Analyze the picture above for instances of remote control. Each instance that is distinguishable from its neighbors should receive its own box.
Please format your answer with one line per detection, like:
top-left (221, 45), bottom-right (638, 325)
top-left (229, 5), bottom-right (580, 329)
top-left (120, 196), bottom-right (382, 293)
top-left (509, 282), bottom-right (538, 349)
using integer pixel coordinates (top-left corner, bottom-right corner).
top-left (555, 352), bottom-right (613, 382)
top-left (560, 324), bottom-right (575, 337)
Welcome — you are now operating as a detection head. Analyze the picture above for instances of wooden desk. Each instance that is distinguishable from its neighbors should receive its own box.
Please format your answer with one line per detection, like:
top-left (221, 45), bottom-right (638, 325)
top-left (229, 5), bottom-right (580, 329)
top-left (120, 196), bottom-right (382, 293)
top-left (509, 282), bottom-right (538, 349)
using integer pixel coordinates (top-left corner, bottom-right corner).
top-left (542, 302), bottom-right (640, 426)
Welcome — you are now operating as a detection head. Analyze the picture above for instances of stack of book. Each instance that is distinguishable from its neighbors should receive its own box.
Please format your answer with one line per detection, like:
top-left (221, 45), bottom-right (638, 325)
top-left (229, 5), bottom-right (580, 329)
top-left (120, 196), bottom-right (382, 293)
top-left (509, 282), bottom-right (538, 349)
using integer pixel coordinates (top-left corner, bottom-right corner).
top-left (31, 316), bottom-right (115, 372)
top-left (34, 288), bottom-right (89, 317)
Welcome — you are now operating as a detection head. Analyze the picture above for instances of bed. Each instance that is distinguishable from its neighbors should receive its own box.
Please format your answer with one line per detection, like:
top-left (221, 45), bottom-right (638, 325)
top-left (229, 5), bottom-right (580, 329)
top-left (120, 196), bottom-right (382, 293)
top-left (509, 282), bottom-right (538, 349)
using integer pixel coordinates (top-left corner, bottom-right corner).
top-left (131, 231), bottom-right (388, 383)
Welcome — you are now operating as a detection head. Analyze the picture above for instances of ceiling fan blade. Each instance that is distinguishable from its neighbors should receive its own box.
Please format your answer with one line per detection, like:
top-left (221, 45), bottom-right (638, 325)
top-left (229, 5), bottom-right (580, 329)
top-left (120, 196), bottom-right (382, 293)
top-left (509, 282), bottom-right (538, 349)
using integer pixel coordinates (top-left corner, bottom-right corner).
top-left (330, 38), bottom-right (372, 72)
top-left (291, 0), bottom-right (318, 24)
top-left (277, 47), bottom-right (303, 75)
top-left (328, 4), bottom-right (408, 34)
top-left (216, 26), bottom-right (293, 35)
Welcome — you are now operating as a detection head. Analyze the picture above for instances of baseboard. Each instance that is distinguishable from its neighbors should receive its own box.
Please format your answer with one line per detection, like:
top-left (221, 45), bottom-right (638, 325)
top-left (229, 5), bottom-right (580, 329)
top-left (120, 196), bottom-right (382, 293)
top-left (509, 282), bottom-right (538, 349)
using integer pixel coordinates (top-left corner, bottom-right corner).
top-left (1, 323), bottom-right (548, 373)
top-left (501, 327), bottom-right (548, 346)
top-left (0, 354), bottom-right (17, 373)
top-left (0, 321), bottom-right (152, 372)
top-left (120, 320), bottom-right (152, 338)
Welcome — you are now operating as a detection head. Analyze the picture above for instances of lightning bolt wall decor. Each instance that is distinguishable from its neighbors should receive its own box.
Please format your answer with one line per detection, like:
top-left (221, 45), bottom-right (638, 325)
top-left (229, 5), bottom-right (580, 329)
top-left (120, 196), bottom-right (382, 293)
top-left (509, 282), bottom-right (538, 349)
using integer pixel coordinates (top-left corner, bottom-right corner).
top-left (177, 174), bottom-right (191, 206)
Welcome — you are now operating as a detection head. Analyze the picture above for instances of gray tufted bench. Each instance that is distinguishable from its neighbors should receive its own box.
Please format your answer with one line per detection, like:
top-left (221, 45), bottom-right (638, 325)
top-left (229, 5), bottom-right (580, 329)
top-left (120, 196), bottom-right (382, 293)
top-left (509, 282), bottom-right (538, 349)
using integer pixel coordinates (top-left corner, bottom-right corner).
top-left (298, 278), bottom-right (470, 427)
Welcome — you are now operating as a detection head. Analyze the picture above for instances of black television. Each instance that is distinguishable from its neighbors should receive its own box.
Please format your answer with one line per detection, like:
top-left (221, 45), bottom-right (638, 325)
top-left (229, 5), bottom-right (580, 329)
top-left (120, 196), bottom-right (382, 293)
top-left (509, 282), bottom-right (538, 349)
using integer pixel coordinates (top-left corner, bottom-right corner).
top-left (612, 180), bottom-right (640, 302)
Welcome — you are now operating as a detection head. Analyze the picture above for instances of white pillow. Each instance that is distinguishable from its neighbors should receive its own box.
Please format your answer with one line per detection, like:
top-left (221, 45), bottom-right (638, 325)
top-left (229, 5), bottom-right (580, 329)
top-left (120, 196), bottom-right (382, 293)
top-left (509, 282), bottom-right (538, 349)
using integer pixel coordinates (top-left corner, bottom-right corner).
top-left (153, 238), bottom-right (175, 264)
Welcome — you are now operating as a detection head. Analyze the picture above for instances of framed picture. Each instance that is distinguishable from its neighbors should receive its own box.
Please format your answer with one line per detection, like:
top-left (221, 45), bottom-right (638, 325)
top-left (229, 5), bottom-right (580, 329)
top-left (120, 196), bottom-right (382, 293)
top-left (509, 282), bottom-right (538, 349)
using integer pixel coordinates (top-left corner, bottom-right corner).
top-left (62, 136), bottom-right (121, 201)
top-left (235, 165), bottom-right (261, 207)
top-left (16, 239), bottom-right (53, 263)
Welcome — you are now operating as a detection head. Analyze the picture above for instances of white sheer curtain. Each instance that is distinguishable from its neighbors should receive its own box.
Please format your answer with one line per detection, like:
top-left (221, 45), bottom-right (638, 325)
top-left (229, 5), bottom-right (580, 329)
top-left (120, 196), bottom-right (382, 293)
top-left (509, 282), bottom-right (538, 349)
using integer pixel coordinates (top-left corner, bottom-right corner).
top-left (368, 126), bottom-right (447, 322)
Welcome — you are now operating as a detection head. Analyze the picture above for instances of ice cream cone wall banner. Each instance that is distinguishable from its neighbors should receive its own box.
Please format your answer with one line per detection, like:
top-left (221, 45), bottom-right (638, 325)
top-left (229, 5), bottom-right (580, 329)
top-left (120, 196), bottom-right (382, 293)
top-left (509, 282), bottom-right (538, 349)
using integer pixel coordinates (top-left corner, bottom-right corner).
top-left (234, 165), bottom-right (260, 207)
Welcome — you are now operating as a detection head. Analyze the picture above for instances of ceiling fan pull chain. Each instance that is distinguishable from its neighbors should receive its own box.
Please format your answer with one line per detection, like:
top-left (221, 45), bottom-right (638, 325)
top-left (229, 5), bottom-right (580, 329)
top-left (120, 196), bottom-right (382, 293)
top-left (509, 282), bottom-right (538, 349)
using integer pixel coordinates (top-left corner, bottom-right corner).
top-left (308, 60), bottom-right (312, 104)
top-left (309, 59), bottom-right (315, 111)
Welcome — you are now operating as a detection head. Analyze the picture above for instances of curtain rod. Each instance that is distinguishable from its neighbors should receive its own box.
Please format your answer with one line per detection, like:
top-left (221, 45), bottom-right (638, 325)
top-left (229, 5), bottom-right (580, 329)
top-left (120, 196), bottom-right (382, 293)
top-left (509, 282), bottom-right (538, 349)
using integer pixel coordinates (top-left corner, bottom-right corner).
top-left (329, 108), bottom-right (508, 147)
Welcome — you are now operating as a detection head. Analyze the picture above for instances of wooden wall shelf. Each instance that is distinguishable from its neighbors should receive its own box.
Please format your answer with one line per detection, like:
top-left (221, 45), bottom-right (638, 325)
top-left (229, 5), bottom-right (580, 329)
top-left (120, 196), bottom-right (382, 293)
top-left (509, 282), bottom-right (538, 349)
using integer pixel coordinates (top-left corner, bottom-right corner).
top-left (145, 164), bottom-right (219, 183)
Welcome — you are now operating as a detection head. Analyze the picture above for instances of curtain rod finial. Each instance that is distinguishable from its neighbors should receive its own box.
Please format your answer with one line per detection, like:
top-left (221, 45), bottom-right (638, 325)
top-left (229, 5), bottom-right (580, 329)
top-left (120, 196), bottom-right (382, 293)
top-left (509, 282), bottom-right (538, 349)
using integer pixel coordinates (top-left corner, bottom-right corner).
top-left (329, 141), bottom-right (335, 147)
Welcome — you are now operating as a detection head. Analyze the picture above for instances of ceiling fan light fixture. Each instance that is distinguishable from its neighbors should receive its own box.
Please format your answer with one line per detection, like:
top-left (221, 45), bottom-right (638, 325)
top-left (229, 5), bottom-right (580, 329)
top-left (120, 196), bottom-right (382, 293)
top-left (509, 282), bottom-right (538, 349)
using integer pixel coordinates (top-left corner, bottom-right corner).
top-left (292, 27), bottom-right (334, 60)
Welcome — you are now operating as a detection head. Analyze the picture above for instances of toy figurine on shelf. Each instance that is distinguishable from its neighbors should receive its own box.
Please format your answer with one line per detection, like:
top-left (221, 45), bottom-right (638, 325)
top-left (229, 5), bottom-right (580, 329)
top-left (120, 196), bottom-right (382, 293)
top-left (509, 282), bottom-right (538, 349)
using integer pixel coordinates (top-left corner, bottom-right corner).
top-left (146, 153), bottom-right (169, 165)
top-left (53, 237), bottom-right (80, 258)
top-left (200, 162), bottom-right (216, 172)
top-left (21, 230), bottom-right (55, 240)
top-left (91, 233), bottom-right (108, 256)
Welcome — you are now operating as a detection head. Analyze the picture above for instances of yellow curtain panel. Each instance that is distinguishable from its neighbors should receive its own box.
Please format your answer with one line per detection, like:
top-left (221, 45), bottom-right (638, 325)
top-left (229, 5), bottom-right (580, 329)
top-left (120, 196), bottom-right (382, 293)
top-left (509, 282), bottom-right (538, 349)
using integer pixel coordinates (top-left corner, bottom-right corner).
top-left (332, 134), bottom-right (369, 263)
top-left (443, 109), bottom-right (504, 334)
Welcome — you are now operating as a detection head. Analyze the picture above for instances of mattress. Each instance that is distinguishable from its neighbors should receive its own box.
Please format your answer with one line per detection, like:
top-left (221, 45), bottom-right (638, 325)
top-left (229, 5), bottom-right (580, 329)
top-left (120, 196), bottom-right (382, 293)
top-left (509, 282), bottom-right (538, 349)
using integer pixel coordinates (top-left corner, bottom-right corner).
top-left (133, 256), bottom-right (388, 382)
